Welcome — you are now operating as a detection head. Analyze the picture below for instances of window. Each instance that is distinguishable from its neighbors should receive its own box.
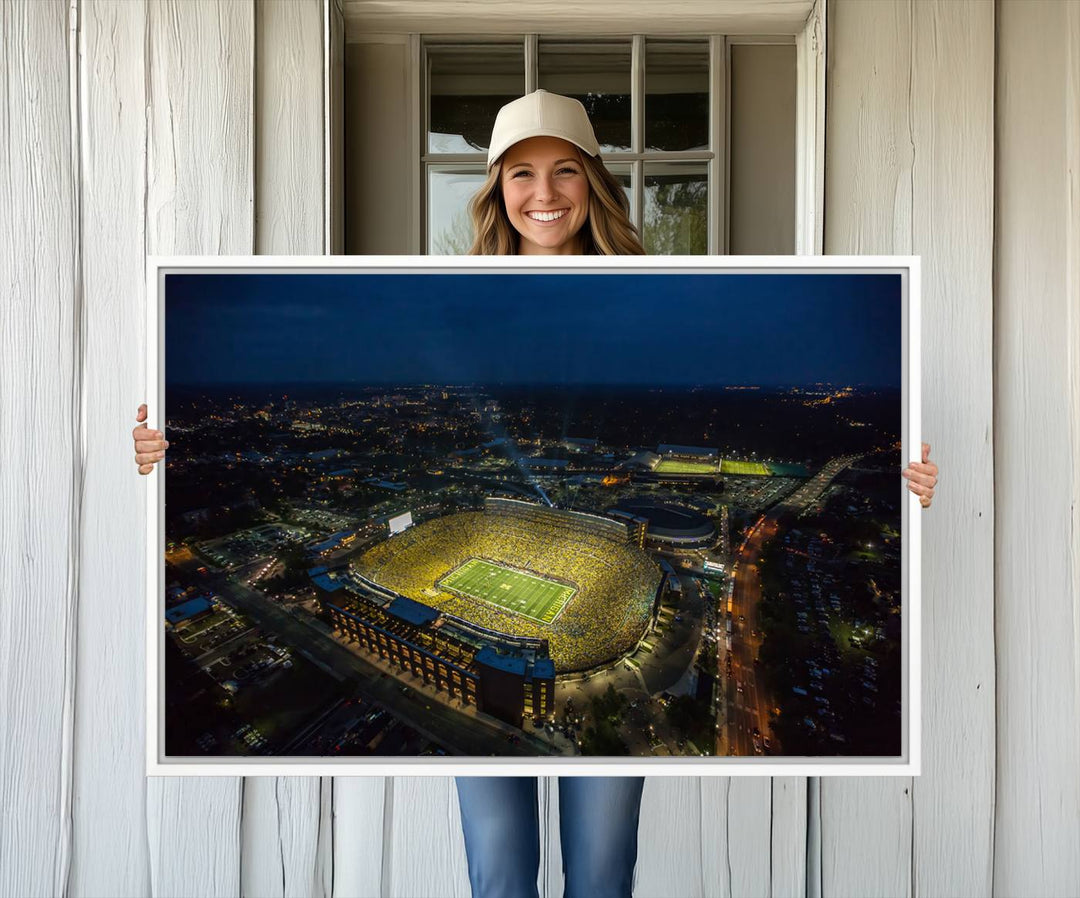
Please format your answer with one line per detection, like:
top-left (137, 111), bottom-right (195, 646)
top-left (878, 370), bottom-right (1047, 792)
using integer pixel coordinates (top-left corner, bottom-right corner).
top-left (421, 35), bottom-right (795, 256)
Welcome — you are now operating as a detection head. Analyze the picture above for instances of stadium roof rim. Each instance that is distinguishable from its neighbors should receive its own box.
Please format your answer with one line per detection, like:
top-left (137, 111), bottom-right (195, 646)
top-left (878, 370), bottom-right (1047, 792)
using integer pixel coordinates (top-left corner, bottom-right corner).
top-left (486, 495), bottom-right (628, 532)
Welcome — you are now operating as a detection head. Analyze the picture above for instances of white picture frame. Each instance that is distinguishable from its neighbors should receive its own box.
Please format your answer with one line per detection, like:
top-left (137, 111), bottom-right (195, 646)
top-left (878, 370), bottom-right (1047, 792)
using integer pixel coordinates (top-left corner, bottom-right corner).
top-left (146, 254), bottom-right (920, 777)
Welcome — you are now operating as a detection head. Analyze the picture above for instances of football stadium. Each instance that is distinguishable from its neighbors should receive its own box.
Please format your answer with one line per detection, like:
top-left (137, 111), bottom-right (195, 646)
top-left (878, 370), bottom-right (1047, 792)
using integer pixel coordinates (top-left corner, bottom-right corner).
top-left (350, 498), bottom-right (663, 672)
top-left (648, 445), bottom-right (809, 479)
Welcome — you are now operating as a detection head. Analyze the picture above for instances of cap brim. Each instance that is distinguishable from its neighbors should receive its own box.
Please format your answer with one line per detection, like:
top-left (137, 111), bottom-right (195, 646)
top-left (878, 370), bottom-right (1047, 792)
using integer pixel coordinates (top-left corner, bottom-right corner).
top-left (487, 131), bottom-right (599, 168)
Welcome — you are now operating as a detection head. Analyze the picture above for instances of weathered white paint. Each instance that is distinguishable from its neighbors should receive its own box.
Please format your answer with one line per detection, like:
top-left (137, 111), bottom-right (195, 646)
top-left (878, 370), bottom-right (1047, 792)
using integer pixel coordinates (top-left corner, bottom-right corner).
top-left (823, 2), bottom-right (995, 897)
top-left (71, 2), bottom-right (152, 896)
top-left (636, 777), bottom-right (716, 897)
top-left (3, 2), bottom-right (1078, 897)
top-left (386, 777), bottom-right (472, 897)
top-left (794, 0), bottom-right (824, 254)
top-left (333, 777), bottom-right (387, 896)
top-left (994, 1), bottom-right (1080, 893)
top-left (342, 0), bottom-right (816, 39)
top-left (0, 2), bottom-right (78, 896)
top-left (144, 2), bottom-right (253, 896)
top-left (255, 0), bottom-right (325, 256)
top-left (907, 4), bottom-right (996, 894)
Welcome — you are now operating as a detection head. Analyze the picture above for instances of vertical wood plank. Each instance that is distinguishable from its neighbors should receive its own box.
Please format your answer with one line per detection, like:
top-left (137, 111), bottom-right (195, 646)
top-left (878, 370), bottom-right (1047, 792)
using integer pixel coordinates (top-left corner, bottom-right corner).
top-left (145, 0), bottom-right (255, 258)
top-left (333, 778), bottom-right (388, 897)
top-left (71, 2), bottom-right (153, 896)
top-left (727, 779), bottom-right (773, 896)
top-left (254, 0), bottom-right (324, 256)
top-left (795, 0), bottom-right (825, 255)
top-left (635, 778), bottom-right (710, 898)
top-left (824, 0), bottom-right (913, 254)
top-left (145, 2), bottom-right (254, 895)
top-left (994, 1), bottom-right (1080, 892)
top-left (0, 1), bottom-right (78, 896)
top-left (908, 2), bottom-right (995, 896)
top-left (771, 777), bottom-right (808, 897)
top-left (821, 780), bottom-right (911, 897)
top-left (241, 777), bottom-right (325, 898)
top-left (385, 777), bottom-right (471, 898)
top-left (825, 2), bottom-right (997, 896)
top-left (243, 2), bottom-right (328, 896)
top-left (823, 2), bottom-right (914, 895)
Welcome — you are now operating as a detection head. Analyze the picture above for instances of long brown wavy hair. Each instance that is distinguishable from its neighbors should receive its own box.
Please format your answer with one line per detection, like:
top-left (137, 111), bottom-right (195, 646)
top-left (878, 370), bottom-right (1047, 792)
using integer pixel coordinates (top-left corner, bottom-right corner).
top-left (467, 148), bottom-right (645, 255)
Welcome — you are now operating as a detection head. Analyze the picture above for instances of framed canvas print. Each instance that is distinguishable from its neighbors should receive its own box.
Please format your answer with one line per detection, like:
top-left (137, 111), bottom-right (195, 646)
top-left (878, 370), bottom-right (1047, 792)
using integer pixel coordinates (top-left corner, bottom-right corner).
top-left (145, 255), bottom-right (920, 777)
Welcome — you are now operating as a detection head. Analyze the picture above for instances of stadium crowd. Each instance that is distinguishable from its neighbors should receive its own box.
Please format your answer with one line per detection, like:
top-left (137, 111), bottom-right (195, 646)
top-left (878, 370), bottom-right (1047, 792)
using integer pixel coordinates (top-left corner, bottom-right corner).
top-left (352, 505), bottom-right (662, 671)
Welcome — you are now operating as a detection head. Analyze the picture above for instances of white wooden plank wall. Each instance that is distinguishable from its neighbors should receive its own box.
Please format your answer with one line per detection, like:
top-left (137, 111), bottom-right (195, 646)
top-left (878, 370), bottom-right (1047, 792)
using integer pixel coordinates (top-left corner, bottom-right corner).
top-left (824, 2), bottom-right (996, 896)
top-left (71, 1), bottom-right (152, 896)
top-left (907, 4), bottom-right (996, 894)
top-left (994, 1), bottom-right (1080, 893)
top-left (143, 0), bottom-right (253, 894)
top-left (824, 6), bottom-right (916, 891)
top-left (0, 3), bottom-right (78, 897)
top-left (3, 2), bottom-right (1079, 898)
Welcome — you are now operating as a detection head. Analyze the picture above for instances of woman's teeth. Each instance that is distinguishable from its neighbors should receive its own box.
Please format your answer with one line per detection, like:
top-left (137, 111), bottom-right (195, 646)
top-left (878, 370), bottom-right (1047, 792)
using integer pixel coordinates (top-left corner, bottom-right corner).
top-left (527, 209), bottom-right (567, 222)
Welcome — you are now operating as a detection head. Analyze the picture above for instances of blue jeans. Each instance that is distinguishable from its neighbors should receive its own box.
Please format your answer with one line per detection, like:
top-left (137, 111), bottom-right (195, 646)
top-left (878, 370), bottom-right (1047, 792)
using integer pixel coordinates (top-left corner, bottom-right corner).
top-left (454, 776), bottom-right (646, 898)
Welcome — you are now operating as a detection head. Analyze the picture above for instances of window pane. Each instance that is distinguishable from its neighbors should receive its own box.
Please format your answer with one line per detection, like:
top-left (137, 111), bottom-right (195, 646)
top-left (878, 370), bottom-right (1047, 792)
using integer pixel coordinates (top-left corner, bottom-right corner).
top-left (428, 44), bottom-right (524, 154)
top-left (643, 163), bottom-right (707, 255)
top-left (538, 40), bottom-right (631, 153)
top-left (645, 40), bottom-right (709, 152)
top-left (428, 167), bottom-right (487, 254)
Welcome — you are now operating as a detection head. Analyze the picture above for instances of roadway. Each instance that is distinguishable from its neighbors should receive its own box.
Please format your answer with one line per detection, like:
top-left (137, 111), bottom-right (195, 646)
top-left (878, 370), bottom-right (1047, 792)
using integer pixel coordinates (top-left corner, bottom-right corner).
top-left (718, 454), bottom-right (860, 756)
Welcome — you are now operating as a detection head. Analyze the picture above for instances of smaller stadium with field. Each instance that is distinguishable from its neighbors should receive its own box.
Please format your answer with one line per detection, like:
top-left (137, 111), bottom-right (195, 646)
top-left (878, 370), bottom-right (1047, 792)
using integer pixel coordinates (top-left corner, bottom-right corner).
top-left (653, 459), bottom-right (719, 475)
top-left (720, 459), bottom-right (772, 476)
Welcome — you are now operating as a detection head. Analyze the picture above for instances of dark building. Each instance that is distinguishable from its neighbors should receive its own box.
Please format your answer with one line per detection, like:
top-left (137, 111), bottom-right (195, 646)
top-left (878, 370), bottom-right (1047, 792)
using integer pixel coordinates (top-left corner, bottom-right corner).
top-left (312, 573), bottom-right (555, 729)
top-left (474, 647), bottom-right (555, 728)
top-left (607, 508), bottom-right (649, 548)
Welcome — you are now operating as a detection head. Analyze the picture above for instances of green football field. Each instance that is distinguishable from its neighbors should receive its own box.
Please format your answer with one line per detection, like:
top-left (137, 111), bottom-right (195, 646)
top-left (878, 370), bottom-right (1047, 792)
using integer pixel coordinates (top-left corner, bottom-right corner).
top-left (654, 459), bottom-right (718, 474)
top-left (720, 459), bottom-right (772, 476)
top-left (438, 558), bottom-right (576, 625)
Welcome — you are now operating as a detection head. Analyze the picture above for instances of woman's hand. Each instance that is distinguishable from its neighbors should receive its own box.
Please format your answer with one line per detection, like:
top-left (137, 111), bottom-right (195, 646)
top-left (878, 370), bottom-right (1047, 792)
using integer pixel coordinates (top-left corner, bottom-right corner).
top-left (133, 403), bottom-right (169, 475)
top-left (902, 441), bottom-right (938, 508)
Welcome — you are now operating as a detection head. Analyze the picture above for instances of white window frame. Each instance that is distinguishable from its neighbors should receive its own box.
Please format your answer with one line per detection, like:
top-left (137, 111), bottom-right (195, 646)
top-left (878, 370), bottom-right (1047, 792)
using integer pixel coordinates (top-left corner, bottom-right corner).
top-left (402, 1), bottom-right (825, 256)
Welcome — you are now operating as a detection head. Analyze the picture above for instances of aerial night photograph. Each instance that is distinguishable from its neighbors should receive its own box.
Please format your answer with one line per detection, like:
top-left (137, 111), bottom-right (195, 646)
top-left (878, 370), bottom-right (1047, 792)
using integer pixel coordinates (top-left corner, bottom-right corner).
top-left (160, 270), bottom-right (905, 762)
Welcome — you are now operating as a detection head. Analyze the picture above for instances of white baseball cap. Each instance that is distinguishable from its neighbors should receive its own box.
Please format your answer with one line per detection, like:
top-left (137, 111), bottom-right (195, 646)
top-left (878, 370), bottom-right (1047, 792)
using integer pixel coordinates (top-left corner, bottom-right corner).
top-left (486, 89), bottom-right (601, 169)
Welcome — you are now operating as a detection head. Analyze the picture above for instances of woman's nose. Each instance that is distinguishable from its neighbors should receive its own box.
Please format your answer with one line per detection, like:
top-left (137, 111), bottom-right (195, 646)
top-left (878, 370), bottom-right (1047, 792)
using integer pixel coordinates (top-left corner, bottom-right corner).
top-left (533, 175), bottom-right (558, 200)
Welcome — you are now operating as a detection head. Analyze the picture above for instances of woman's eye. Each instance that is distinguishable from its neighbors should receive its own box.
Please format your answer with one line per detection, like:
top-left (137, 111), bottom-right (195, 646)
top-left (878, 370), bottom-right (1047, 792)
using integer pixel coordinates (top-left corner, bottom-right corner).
top-left (511, 170), bottom-right (531, 178)
top-left (558, 167), bottom-right (580, 175)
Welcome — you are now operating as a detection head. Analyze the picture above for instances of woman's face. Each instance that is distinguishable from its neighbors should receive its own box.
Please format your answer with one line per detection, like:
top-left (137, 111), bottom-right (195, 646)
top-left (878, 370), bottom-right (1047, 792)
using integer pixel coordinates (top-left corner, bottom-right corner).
top-left (499, 136), bottom-right (590, 255)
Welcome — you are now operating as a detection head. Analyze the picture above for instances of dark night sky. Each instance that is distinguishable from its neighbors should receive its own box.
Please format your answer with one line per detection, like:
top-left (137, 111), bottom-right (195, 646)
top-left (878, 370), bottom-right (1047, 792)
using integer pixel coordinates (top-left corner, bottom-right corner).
top-left (165, 272), bottom-right (902, 388)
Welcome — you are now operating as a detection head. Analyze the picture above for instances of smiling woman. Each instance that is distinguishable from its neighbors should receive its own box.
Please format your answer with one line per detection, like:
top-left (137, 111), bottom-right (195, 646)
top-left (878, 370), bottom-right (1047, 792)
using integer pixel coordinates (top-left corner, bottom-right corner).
top-left (500, 137), bottom-right (591, 254)
top-left (466, 90), bottom-right (645, 256)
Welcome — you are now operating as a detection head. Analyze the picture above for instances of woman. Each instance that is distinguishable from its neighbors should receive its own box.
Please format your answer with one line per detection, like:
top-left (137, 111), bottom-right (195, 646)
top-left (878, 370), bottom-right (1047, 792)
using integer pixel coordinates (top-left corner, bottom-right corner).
top-left (131, 90), bottom-right (939, 898)
top-left (451, 90), bottom-right (650, 898)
